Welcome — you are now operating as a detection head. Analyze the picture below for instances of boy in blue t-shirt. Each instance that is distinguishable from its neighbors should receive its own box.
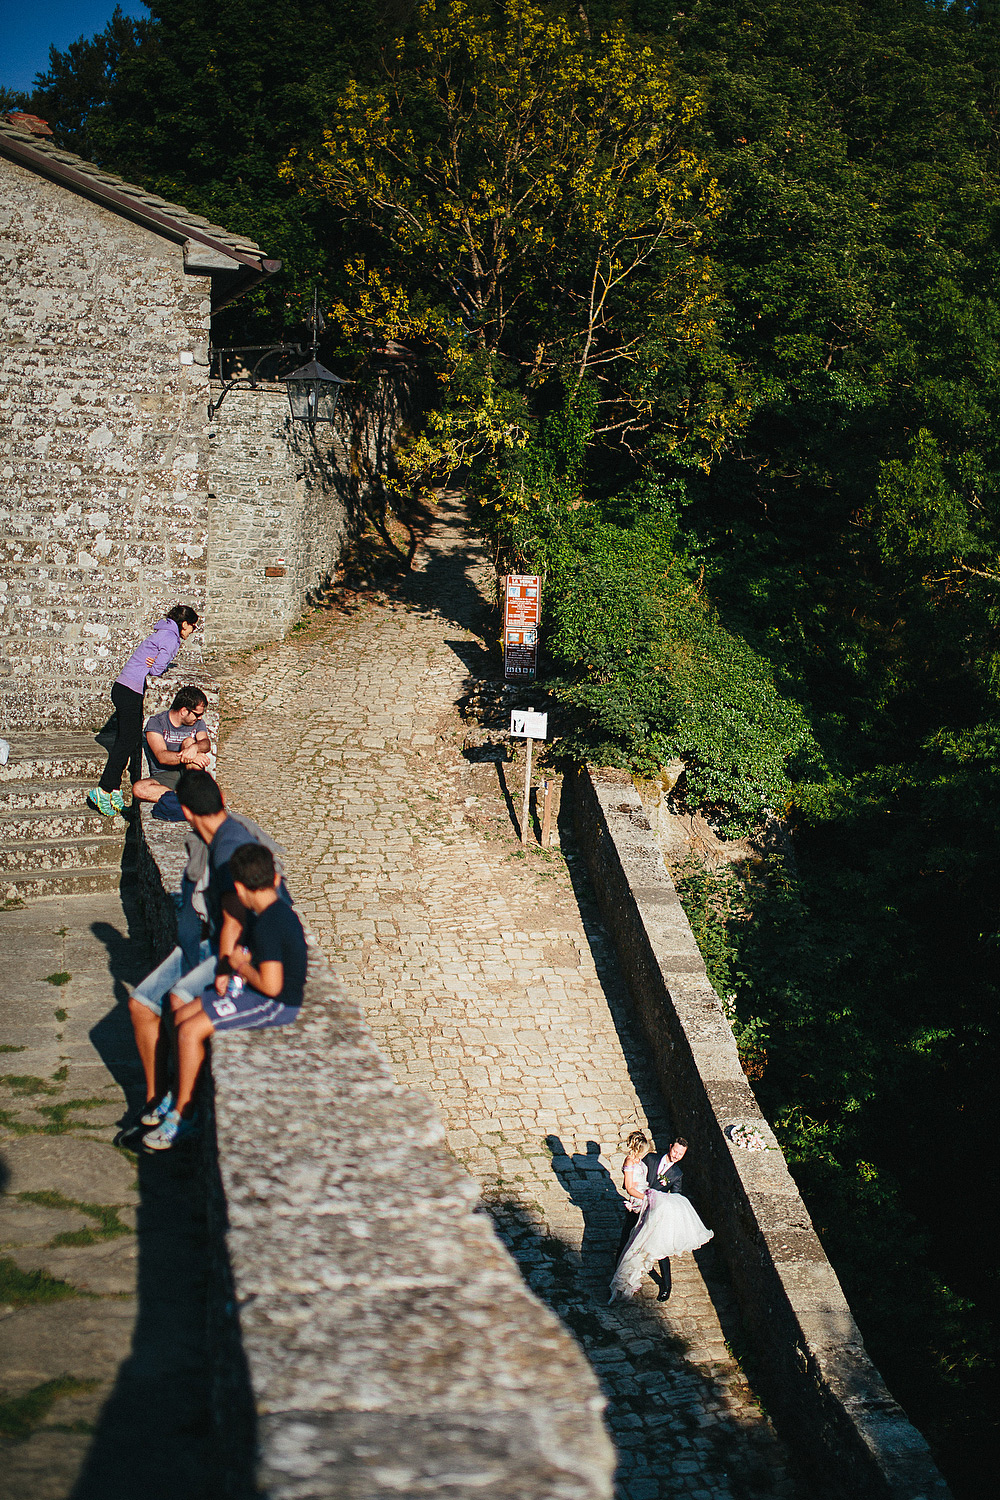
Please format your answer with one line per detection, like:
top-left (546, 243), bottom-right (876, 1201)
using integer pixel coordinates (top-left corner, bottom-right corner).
top-left (144, 843), bottom-right (307, 1150)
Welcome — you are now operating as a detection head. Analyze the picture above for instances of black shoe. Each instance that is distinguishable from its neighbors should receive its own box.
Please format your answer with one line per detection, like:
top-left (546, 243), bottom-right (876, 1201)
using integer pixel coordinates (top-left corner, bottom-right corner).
top-left (656, 1288), bottom-right (670, 1302)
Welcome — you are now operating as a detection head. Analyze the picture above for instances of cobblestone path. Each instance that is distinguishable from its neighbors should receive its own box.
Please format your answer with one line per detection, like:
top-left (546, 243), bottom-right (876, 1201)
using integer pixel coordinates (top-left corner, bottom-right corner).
top-left (219, 494), bottom-right (800, 1500)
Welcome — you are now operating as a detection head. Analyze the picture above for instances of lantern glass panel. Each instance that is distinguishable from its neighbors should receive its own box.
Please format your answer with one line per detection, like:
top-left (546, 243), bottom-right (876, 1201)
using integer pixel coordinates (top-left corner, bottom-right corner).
top-left (284, 360), bottom-right (345, 424)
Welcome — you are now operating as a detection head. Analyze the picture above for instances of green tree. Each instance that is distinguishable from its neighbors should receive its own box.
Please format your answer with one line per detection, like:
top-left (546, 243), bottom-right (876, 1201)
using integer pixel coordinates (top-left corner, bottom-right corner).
top-left (286, 0), bottom-right (741, 483)
top-left (26, 0), bottom-right (398, 337)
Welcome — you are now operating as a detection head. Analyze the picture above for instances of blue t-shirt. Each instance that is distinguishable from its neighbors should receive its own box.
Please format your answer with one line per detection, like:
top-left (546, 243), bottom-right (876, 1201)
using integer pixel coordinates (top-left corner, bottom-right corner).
top-left (245, 899), bottom-right (308, 1008)
top-left (206, 817), bottom-right (291, 939)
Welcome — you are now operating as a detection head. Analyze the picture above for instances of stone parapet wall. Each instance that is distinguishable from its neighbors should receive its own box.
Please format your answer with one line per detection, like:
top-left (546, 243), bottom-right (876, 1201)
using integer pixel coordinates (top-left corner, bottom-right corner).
top-left (133, 792), bottom-right (614, 1500)
top-left (0, 155), bottom-right (212, 730)
top-left (568, 766), bottom-right (951, 1500)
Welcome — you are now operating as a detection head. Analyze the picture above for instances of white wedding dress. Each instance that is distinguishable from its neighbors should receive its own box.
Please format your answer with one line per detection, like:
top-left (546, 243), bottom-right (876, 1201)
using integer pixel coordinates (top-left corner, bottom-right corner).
top-left (610, 1188), bottom-right (714, 1300)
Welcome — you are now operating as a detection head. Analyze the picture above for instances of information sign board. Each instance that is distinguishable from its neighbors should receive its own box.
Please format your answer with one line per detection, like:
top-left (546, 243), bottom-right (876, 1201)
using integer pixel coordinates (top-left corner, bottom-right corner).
top-left (510, 710), bottom-right (548, 740)
top-left (504, 574), bottom-right (540, 680)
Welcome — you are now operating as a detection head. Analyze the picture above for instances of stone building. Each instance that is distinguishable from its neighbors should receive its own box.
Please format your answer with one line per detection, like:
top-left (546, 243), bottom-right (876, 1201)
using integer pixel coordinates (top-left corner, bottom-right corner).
top-left (0, 113), bottom-right (396, 731)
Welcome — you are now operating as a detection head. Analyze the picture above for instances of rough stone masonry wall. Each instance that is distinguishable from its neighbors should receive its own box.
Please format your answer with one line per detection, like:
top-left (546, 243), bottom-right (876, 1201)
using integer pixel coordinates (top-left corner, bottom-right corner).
top-left (0, 154), bottom-right (212, 730)
top-left (133, 799), bottom-right (614, 1500)
top-left (206, 371), bottom-right (410, 652)
top-left (569, 766), bottom-right (951, 1500)
top-left (206, 385), bottom-right (350, 651)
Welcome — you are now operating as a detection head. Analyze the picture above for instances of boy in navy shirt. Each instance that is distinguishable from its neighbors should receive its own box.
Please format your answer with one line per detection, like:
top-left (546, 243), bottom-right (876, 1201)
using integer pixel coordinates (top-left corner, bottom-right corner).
top-left (144, 843), bottom-right (307, 1150)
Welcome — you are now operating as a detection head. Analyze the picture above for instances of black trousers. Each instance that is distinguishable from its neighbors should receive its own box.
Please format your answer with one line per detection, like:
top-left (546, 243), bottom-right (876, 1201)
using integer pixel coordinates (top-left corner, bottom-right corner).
top-left (99, 682), bottom-right (145, 792)
top-left (615, 1211), bottom-right (671, 1294)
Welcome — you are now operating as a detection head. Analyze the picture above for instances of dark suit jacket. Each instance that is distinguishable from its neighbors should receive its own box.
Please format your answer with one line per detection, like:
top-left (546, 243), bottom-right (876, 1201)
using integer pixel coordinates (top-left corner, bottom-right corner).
top-left (644, 1152), bottom-right (682, 1195)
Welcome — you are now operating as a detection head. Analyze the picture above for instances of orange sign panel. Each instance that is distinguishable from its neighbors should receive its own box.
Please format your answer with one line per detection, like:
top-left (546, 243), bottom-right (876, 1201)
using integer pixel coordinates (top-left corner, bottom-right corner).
top-left (504, 574), bottom-right (541, 680)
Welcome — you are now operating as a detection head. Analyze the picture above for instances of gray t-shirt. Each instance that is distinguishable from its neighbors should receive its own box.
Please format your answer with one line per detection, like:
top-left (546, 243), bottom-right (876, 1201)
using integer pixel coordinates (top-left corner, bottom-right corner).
top-left (144, 708), bottom-right (208, 774)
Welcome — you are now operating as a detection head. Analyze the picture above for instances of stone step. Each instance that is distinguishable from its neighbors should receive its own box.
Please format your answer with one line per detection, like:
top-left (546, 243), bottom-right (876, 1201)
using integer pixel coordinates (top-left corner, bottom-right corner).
top-left (0, 779), bottom-right (110, 813)
top-left (0, 806), bottom-right (125, 841)
top-left (0, 835), bottom-right (127, 873)
top-left (2, 866), bottom-right (126, 903)
top-left (0, 733), bottom-right (110, 784)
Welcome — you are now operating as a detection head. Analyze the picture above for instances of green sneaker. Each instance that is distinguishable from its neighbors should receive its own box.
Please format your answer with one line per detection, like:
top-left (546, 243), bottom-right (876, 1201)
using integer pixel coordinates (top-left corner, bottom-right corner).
top-left (87, 788), bottom-right (117, 817)
top-left (109, 789), bottom-right (126, 814)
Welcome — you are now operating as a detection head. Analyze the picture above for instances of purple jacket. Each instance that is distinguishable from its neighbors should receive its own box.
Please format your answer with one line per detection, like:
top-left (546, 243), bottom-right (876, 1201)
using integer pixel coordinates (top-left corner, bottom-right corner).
top-left (115, 618), bottom-right (182, 693)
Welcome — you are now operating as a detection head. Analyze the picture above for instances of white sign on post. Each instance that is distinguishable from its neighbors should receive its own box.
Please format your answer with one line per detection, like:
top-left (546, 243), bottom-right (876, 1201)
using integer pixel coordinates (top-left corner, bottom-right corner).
top-left (510, 709), bottom-right (548, 844)
top-left (510, 709), bottom-right (548, 740)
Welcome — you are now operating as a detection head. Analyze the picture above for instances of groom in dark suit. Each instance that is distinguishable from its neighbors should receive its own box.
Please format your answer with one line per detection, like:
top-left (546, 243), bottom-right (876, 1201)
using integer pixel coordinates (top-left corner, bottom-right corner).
top-left (644, 1137), bottom-right (688, 1301)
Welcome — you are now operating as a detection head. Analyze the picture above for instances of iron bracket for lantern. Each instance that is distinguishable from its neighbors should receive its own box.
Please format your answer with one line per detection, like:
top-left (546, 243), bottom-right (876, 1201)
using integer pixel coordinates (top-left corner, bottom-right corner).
top-left (208, 289), bottom-right (350, 424)
top-left (207, 342), bottom-right (307, 420)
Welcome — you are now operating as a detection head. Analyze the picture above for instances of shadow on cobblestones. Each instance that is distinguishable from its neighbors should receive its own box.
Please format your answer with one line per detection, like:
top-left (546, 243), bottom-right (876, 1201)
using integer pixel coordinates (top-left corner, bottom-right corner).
top-left (483, 1196), bottom-right (799, 1500)
top-left (68, 1147), bottom-right (212, 1500)
top-left (554, 831), bottom-right (675, 1145)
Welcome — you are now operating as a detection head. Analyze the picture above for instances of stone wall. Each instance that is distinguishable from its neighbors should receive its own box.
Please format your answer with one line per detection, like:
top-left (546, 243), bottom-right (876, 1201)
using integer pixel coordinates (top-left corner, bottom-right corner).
top-left (205, 369), bottom-right (412, 652)
top-left (205, 386), bottom-right (351, 651)
top-left (133, 799), bottom-right (615, 1500)
top-left (568, 766), bottom-right (951, 1500)
top-left (1, 152), bottom-right (410, 727)
top-left (0, 154), bottom-right (212, 730)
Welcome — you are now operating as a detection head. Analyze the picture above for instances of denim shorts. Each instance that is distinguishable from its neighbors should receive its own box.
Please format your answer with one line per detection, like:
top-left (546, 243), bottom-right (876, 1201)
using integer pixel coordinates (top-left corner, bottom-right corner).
top-left (130, 942), bottom-right (214, 1016)
top-left (201, 983), bottom-right (301, 1032)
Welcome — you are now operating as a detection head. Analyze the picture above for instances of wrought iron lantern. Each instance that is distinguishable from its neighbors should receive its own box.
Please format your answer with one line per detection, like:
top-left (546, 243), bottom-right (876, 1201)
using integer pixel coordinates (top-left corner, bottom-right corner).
top-left (208, 289), bottom-right (349, 424)
top-left (283, 358), bottom-right (349, 424)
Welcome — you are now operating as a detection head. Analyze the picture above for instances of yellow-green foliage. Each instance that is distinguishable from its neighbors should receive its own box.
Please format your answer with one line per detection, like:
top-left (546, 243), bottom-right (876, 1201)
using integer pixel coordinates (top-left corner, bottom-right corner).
top-left (284, 0), bottom-right (740, 490)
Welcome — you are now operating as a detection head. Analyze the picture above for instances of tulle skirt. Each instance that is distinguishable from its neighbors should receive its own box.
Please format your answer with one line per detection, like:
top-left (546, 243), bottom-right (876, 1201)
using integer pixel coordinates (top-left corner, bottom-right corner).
top-left (610, 1191), bottom-right (713, 1300)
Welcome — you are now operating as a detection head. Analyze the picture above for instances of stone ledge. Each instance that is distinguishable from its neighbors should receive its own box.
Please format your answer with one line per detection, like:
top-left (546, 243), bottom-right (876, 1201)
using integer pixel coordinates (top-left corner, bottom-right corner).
top-left (134, 790), bottom-right (614, 1500)
top-left (569, 766), bottom-right (951, 1500)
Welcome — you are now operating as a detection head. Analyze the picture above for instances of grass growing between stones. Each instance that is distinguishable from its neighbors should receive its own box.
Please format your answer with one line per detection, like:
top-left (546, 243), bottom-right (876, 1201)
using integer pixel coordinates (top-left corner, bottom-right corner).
top-left (37, 1098), bottom-right (108, 1132)
top-left (17, 1190), bottom-right (133, 1246)
top-left (0, 1256), bottom-right (78, 1307)
top-left (0, 1046), bottom-right (25, 1055)
top-left (0, 1076), bottom-right (59, 1096)
top-left (44, 973), bottom-right (72, 987)
top-left (0, 1376), bottom-right (98, 1442)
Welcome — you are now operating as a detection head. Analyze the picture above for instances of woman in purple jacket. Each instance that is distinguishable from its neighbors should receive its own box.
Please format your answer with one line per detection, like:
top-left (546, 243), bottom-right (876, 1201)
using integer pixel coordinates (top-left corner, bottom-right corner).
top-left (88, 605), bottom-right (199, 817)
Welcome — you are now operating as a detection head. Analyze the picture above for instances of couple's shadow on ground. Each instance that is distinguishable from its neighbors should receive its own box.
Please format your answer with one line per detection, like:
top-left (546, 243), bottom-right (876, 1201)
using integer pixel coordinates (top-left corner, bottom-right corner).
top-left (484, 1137), bottom-right (787, 1498)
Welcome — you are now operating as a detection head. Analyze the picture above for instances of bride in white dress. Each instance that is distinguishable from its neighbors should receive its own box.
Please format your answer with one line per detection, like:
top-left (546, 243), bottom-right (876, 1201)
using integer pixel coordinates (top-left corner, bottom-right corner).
top-left (610, 1139), bottom-right (713, 1301)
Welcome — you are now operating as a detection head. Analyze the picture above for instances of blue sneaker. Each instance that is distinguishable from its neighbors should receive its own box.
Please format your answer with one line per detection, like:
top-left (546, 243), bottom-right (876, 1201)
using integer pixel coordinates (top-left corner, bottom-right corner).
top-left (140, 1091), bottom-right (174, 1127)
top-left (143, 1109), bottom-right (197, 1151)
top-left (109, 789), bottom-right (126, 814)
top-left (87, 788), bottom-right (117, 817)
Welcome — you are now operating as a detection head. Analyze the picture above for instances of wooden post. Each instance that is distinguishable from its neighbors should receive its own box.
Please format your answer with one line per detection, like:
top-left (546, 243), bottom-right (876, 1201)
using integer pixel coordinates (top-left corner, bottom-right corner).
top-left (541, 778), bottom-right (553, 848)
top-left (520, 736), bottom-right (534, 844)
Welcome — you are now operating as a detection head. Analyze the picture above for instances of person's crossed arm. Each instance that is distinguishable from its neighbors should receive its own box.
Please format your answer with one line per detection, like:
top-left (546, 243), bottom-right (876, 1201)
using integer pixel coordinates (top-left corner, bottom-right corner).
top-left (146, 728), bottom-right (212, 770)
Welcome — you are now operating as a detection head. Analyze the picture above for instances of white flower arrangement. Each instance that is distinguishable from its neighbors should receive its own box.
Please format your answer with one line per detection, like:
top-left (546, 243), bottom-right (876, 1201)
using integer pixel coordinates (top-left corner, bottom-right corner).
top-left (725, 1123), bottom-right (769, 1151)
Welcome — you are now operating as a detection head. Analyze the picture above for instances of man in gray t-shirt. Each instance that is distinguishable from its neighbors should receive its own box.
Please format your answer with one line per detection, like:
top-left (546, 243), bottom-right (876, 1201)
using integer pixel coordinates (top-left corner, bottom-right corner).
top-left (132, 686), bottom-right (212, 804)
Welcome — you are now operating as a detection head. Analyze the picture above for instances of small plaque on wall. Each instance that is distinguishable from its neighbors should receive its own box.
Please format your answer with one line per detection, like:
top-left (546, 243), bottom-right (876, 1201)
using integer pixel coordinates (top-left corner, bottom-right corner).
top-left (265, 567), bottom-right (287, 578)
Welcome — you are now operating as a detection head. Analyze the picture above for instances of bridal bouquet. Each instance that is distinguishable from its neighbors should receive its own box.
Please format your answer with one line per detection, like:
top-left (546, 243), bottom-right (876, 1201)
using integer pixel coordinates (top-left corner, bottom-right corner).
top-left (725, 1123), bottom-right (768, 1151)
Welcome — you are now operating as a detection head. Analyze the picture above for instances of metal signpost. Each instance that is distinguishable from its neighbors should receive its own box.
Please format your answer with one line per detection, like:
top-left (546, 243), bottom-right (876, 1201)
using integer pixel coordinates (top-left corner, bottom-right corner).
top-left (504, 574), bottom-right (541, 681)
top-left (510, 709), bottom-right (548, 845)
